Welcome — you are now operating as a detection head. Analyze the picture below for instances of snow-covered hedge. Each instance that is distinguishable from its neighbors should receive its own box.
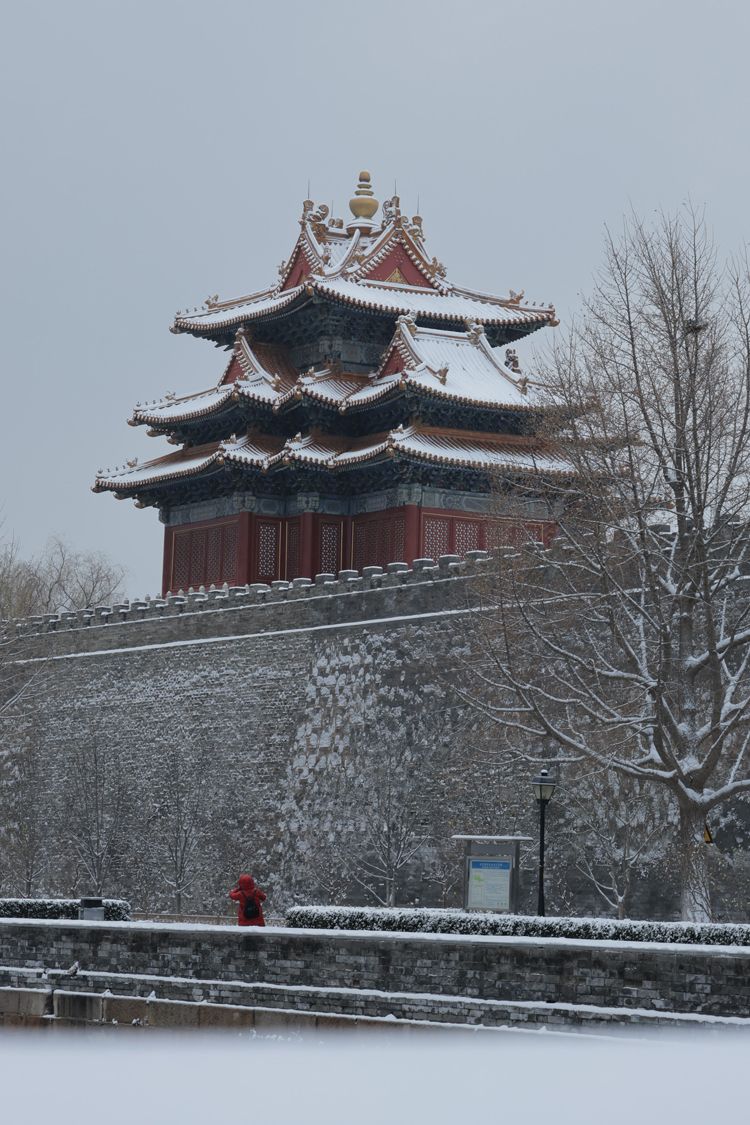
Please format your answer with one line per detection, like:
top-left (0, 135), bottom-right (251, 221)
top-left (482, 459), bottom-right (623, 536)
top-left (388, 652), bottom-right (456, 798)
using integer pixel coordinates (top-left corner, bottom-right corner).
top-left (285, 906), bottom-right (750, 946)
top-left (0, 898), bottom-right (131, 921)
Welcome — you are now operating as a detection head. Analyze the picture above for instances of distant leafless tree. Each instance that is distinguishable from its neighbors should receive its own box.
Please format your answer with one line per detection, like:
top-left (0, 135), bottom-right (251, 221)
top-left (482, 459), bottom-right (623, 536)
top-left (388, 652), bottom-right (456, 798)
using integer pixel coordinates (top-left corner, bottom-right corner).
top-left (348, 743), bottom-right (430, 908)
top-left (0, 727), bottom-right (49, 896)
top-left (330, 698), bottom-right (437, 908)
top-left (459, 208), bottom-right (750, 922)
top-left (148, 741), bottom-right (217, 914)
top-left (0, 534), bottom-right (125, 620)
top-left (65, 739), bottom-right (128, 895)
top-left (562, 768), bottom-right (672, 919)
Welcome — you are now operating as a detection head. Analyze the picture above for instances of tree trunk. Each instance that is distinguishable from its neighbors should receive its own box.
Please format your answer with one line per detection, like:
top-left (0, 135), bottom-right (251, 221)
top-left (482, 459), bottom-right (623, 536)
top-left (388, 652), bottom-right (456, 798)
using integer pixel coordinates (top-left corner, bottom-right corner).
top-left (678, 803), bottom-right (712, 922)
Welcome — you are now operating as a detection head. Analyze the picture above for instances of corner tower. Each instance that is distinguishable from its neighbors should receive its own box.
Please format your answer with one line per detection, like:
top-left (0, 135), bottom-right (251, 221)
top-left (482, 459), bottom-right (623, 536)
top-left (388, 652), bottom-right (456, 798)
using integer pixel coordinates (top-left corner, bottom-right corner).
top-left (94, 173), bottom-right (568, 594)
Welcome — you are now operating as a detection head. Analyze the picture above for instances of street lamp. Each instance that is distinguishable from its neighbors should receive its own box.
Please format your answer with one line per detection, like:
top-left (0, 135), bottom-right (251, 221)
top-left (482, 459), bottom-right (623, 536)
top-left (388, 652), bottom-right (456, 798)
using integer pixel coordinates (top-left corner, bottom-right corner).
top-left (532, 768), bottom-right (556, 917)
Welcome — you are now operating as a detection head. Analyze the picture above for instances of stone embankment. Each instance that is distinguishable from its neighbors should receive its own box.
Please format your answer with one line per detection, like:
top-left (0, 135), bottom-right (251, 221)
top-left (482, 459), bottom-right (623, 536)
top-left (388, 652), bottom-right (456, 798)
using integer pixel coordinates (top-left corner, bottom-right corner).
top-left (1, 919), bottom-right (750, 1034)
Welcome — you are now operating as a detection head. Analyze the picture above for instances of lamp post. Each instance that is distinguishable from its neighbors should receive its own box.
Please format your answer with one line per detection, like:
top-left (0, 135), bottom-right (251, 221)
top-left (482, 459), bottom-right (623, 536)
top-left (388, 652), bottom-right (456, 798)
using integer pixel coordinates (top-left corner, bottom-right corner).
top-left (532, 768), bottom-right (556, 917)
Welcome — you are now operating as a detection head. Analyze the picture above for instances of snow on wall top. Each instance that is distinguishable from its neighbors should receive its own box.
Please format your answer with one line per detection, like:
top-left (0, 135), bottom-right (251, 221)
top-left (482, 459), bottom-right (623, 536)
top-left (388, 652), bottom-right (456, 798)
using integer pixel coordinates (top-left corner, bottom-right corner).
top-left (7, 548), bottom-right (504, 638)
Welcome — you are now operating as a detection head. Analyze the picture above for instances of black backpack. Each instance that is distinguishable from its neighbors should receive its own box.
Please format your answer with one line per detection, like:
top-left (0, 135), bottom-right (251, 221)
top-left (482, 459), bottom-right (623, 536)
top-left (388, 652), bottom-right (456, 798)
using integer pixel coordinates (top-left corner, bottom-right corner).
top-left (243, 894), bottom-right (260, 920)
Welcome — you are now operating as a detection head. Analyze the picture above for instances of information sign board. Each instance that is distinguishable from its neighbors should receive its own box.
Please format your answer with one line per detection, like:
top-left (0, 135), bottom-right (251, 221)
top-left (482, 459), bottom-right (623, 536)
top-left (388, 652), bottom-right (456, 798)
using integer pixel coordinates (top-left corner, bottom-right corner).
top-left (466, 858), bottom-right (512, 912)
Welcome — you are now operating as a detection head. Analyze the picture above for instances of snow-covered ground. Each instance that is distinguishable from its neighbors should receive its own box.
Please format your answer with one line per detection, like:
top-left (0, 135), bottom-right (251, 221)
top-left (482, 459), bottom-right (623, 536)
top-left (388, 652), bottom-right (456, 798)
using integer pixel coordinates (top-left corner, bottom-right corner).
top-left (0, 1029), bottom-right (744, 1124)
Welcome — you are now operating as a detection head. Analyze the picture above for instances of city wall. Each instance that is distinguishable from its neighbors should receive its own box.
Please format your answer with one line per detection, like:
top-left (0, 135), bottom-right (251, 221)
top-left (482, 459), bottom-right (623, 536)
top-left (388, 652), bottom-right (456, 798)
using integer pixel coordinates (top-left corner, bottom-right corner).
top-left (4, 554), bottom-right (535, 913)
top-left (1, 919), bottom-right (749, 1031)
top-left (0, 549), bottom-right (699, 917)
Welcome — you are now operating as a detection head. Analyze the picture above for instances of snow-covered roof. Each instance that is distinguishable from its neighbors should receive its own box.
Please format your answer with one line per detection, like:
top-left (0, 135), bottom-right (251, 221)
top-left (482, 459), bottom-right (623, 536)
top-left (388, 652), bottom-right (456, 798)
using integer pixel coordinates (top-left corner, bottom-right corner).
top-left (316, 278), bottom-right (551, 326)
top-left (130, 385), bottom-right (235, 428)
top-left (336, 425), bottom-right (573, 475)
top-left (93, 424), bottom-right (574, 495)
top-left (134, 321), bottom-right (543, 434)
top-left (171, 184), bottom-right (557, 340)
top-left (93, 433), bottom-right (285, 493)
top-left (93, 443), bottom-right (223, 491)
top-left (360, 318), bottom-right (541, 412)
top-left (130, 337), bottom-right (298, 427)
top-left (173, 278), bottom-right (554, 337)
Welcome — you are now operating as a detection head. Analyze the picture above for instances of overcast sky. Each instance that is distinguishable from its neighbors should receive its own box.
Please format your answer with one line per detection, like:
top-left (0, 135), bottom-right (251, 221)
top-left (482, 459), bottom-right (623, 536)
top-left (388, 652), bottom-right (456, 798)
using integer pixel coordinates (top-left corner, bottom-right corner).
top-left (1, 0), bottom-right (748, 598)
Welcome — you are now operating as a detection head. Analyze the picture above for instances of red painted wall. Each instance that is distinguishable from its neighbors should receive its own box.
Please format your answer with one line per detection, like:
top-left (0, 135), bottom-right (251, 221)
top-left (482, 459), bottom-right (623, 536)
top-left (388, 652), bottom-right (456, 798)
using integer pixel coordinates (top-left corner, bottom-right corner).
top-left (162, 509), bottom-right (557, 593)
top-left (163, 516), bottom-right (243, 594)
top-left (365, 244), bottom-right (435, 289)
top-left (221, 356), bottom-right (242, 385)
top-left (280, 248), bottom-right (309, 291)
top-left (379, 347), bottom-right (405, 378)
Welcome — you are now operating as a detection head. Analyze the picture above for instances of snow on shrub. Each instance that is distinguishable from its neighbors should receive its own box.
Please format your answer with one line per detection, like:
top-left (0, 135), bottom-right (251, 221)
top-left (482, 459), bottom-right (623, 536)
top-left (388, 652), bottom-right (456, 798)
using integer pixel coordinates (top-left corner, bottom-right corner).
top-left (285, 906), bottom-right (750, 946)
top-left (0, 898), bottom-right (131, 921)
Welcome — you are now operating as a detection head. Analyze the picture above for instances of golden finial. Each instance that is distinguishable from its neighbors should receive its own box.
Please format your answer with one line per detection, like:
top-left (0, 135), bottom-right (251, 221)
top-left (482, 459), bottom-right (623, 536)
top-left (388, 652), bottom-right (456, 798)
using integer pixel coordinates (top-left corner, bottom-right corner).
top-left (349, 170), bottom-right (379, 221)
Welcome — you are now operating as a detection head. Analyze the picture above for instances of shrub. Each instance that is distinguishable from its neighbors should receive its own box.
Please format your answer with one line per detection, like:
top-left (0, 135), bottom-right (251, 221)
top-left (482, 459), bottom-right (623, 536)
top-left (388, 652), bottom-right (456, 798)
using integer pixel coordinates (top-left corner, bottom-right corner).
top-left (0, 898), bottom-right (131, 921)
top-left (285, 905), bottom-right (750, 946)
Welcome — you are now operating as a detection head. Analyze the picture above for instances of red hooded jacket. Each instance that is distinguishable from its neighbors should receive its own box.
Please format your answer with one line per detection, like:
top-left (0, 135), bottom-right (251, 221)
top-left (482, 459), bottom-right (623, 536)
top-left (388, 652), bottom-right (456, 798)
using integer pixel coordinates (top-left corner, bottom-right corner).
top-left (229, 874), bottom-right (266, 927)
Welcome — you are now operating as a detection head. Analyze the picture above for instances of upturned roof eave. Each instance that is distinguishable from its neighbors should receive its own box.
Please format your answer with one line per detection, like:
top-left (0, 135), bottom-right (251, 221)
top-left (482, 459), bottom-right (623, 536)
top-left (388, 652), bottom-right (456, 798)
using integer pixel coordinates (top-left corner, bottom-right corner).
top-left (171, 283), bottom-right (557, 343)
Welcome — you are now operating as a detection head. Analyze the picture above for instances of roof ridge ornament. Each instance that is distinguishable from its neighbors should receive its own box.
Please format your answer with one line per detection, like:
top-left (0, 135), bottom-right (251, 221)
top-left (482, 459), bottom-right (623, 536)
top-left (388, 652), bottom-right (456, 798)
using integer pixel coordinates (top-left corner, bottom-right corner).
top-left (308, 204), bottom-right (330, 241)
top-left (348, 170), bottom-right (379, 232)
top-left (466, 320), bottom-right (485, 345)
top-left (397, 313), bottom-right (418, 337)
top-left (425, 256), bottom-right (447, 280)
top-left (381, 195), bottom-right (400, 228)
top-left (505, 348), bottom-right (521, 373)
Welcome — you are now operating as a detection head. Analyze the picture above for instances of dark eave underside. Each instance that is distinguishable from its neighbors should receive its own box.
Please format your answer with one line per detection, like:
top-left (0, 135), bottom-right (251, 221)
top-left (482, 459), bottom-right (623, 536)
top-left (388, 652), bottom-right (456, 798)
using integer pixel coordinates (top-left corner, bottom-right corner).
top-left (179, 293), bottom-right (552, 352)
top-left (148, 393), bottom-right (542, 446)
top-left (114, 456), bottom-right (571, 511)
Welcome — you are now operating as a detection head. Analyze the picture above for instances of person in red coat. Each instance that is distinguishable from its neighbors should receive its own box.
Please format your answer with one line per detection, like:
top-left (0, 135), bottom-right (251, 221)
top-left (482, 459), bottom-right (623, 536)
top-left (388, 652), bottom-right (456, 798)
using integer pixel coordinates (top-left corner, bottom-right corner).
top-left (229, 874), bottom-right (267, 927)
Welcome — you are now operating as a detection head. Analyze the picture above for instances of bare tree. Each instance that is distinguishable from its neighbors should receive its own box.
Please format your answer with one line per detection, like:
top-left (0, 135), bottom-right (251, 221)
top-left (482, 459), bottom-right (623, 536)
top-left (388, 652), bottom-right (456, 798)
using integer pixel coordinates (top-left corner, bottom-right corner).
top-left (346, 739), bottom-right (430, 908)
top-left (0, 537), bottom-right (40, 621)
top-left (0, 725), bottom-right (50, 896)
top-left (563, 768), bottom-right (672, 919)
top-left (460, 208), bottom-right (750, 921)
top-left (0, 533), bottom-right (125, 620)
top-left (65, 739), bottom-right (128, 895)
top-left (148, 741), bottom-right (217, 914)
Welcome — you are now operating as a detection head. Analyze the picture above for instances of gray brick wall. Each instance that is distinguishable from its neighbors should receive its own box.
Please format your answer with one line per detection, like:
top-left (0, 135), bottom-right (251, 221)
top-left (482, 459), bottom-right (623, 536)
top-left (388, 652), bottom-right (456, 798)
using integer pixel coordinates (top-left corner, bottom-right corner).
top-left (3, 560), bottom-right (516, 914)
top-left (1, 920), bottom-right (749, 1021)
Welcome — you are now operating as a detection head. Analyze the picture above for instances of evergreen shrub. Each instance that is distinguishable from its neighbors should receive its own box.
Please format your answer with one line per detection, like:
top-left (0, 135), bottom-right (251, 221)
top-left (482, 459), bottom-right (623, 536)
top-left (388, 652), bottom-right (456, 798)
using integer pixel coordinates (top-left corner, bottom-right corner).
top-left (0, 898), bottom-right (131, 921)
top-left (285, 906), bottom-right (750, 946)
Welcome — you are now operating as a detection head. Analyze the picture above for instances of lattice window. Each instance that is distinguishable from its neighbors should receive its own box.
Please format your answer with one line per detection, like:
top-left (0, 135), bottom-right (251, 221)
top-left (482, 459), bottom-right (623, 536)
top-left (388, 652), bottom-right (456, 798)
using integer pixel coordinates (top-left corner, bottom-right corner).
top-left (222, 522), bottom-right (239, 584)
top-left (352, 514), bottom-right (410, 569)
top-left (320, 522), bottom-right (340, 574)
top-left (354, 519), bottom-right (382, 569)
top-left (486, 520), bottom-right (511, 548)
top-left (365, 522), bottom-right (379, 568)
top-left (172, 531), bottom-right (191, 591)
top-left (257, 522), bottom-right (278, 580)
top-left (205, 527), bottom-right (223, 586)
top-left (392, 516), bottom-right (405, 563)
top-left (455, 519), bottom-right (481, 556)
top-left (353, 522), bottom-right (367, 571)
top-left (286, 520), bottom-right (300, 581)
top-left (189, 530), bottom-right (207, 587)
top-left (423, 517), bottom-right (450, 560)
top-left (488, 519), bottom-right (549, 549)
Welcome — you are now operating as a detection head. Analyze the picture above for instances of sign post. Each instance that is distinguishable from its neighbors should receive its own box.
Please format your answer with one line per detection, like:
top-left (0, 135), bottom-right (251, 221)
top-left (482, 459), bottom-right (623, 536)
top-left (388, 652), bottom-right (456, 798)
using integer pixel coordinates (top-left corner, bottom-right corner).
top-left (452, 835), bottom-right (532, 914)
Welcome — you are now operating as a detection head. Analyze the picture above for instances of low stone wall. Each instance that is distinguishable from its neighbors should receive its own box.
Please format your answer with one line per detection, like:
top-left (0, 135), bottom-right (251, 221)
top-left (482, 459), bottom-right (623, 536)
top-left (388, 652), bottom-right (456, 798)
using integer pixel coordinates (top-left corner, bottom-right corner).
top-left (2, 919), bottom-right (750, 1024)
